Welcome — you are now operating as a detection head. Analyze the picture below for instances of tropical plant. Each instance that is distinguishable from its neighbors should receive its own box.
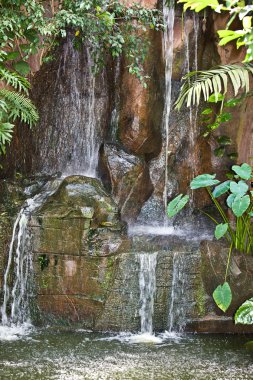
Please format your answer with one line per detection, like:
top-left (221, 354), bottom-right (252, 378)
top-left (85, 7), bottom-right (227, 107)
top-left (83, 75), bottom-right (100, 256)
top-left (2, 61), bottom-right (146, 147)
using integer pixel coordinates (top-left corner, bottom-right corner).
top-left (175, 64), bottom-right (253, 110)
top-left (175, 0), bottom-right (253, 112)
top-left (0, 69), bottom-right (38, 155)
top-left (167, 163), bottom-right (253, 312)
top-left (0, 0), bottom-right (163, 156)
top-left (235, 297), bottom-right (253, 325)
top-left (178, 0), bottom-right (253, 62)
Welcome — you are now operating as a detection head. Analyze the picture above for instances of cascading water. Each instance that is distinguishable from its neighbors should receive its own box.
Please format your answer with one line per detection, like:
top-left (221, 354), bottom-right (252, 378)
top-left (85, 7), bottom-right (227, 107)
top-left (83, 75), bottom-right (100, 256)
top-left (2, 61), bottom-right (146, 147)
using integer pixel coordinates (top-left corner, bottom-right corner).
top-left (35, 35), bottom-right (108, 177)
top-left (138, 253), bottom-right (157, 335)
top-left (0, 180), bottom-right (61, 338)
top-left (162, 0), bottom-right (175, 216)
top-left (167, 252), bottom-right (188, 332)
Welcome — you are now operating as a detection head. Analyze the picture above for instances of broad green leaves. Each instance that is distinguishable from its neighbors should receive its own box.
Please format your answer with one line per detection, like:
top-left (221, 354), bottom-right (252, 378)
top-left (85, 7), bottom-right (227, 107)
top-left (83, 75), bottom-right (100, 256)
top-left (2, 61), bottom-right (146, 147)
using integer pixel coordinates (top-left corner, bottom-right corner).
top-left (215, 223), bottom-right (228, 239)
top-left (235, 298), bottom-right (253, 325)
top-left (177, 0), bottom-right (219, 12)
top-left (190, 174), bottom-right (220, 189)
top-left (232, 195), bottom-right (250, 217)
top-left (212, 181), bottom-right (231, 198)
top-left (213, 282), bottom-right (232, 312)
top-left (167, 194), bottom-right (189, 218)
top-left (232, 163), bottom-right (252, 180)
top-left (230, 181), bottom-right (248, 197)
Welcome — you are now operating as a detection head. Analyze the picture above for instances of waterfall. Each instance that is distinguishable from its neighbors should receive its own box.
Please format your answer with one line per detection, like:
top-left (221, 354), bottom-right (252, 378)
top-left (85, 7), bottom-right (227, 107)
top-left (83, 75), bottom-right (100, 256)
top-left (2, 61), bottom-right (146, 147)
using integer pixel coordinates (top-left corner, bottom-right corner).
top-left (168, 252), bottom-right (187, 332)
top-left (162, 0), bottom-right (175, 216)
top-left (1, 180), bottom-right (60, 329)
top-left (36, 35), bottom-right (108, 177)
top-left (110, 58), bottom-right (121, 143)
top-left (138, 253), bottom-right (157, 334)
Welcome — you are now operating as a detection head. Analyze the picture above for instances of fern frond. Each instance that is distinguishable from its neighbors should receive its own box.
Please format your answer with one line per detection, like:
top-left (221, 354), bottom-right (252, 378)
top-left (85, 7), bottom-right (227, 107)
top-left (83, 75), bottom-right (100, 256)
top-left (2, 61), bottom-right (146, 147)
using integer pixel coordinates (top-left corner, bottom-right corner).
top-left (0, 68), bottom-right (30, 94)
top-left (175, 64), bottom-right (253, 110)
top-left (0, 89), bottom-right (39, 127)
top-left (0, 122), bottom-right (14, 154)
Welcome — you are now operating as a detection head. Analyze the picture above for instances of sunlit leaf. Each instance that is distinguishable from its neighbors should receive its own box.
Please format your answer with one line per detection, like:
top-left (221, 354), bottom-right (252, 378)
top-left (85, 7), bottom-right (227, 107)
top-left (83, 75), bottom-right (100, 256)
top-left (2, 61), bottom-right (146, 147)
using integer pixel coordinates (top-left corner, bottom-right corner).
top-left (213, 282), bottom-right (232, 312)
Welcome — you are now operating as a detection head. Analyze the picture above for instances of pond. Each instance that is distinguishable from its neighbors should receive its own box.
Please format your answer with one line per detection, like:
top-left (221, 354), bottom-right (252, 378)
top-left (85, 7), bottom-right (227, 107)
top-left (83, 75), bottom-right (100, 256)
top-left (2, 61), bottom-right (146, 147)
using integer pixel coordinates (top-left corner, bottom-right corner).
top-left (0, 327), bottom-right (253, 380)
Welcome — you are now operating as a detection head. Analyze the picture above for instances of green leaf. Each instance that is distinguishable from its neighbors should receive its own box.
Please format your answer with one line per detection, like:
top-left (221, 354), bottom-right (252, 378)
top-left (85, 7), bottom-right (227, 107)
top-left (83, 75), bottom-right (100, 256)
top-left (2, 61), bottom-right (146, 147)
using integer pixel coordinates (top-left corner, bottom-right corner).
top-left (167, 194), bottom-right (189, 218)
top-left (208, 93), bottom-right (225, 103)
top-left (214, 146), bottom-right (225, 157)
top-left (226, 193), bottom-right (236, 208)
top-left (230, 180), bottom-right (249, 196)
top-left (5, 51), bottom-right (20, 61)
top-left (215, 223), bottom-right (228, 239)
top-left (201, 108), bottom-right (213, 115)
top-left (216, 135), bottom-right (232, 145)
top-left (235, 297), bottom-right (253, 325)
top-left (13, 61), bottom-right (30, 76)
top-left (212, 180), bottom-right (231, 198)
top-left (217, 112), bottom-right (232, 123)
top-left (232, 194), bottom-right (250, 217)
top-left (224, 98), bottom-right (241, 107)
top-left (190, 174), bottom-right (220, 189)
top-left (232, 163), bottom-right (252, 180)
top-left (213, 282), bottom-right (232, 312)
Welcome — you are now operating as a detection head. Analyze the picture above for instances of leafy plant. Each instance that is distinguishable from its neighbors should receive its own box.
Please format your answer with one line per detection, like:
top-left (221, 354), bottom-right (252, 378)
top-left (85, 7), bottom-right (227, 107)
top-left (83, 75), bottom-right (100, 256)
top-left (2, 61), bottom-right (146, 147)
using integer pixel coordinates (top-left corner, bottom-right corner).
top-left (175, 64), bottom-right (253, 111)
top-left (235, 297), bottom-right (253, 325)
top-left (0, 0), bottom-right (163, 157)
top-left (167, 163), bottom-right (253, 312)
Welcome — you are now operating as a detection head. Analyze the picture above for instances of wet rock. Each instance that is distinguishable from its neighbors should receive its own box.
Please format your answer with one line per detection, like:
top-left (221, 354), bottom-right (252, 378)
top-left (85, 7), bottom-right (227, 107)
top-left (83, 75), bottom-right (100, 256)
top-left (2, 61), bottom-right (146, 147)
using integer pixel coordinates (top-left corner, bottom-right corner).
top-left (118, 30), bottom-right (163, 157)
top-left (99, 144), bottom-right (153, 222)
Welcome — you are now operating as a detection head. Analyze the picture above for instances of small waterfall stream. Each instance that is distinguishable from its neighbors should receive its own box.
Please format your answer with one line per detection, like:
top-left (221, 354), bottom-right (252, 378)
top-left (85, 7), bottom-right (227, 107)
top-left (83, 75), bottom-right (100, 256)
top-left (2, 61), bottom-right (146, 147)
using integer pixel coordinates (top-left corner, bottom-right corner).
top-left (0, 180), bottom-right (60, 337)
top-left (168, 252), bottom-right (188, 333)
top-left (138, 253), bottom-right (158, 335)
top-left (162, 0), bottom-right (175, 215)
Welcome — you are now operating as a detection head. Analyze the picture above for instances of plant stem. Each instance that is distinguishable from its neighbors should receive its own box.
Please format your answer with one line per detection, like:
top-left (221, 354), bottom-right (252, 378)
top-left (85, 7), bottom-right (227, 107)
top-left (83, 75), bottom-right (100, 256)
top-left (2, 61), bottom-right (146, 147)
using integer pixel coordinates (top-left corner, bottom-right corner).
top-left (225, 242), bottom-right (233, 283)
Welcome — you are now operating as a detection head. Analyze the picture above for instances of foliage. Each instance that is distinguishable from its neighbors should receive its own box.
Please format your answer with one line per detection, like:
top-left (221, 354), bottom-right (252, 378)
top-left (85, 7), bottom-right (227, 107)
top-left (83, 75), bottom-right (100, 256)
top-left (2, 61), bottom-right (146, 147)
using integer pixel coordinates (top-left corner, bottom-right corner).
top-left (177, 0), bottom-right (253, 62)
top-left (0, 0), bottom-right (163, 155)
top-left (175, 64), bottom-right (253, 110)
top-left (0, 69), bottom-right (38, 154)
top-left (235, 297), bottom-right (253, 325)
top-left (167, 163), bottom-right (253, 311)
top-left (212, 282), bottom-right (232, 313)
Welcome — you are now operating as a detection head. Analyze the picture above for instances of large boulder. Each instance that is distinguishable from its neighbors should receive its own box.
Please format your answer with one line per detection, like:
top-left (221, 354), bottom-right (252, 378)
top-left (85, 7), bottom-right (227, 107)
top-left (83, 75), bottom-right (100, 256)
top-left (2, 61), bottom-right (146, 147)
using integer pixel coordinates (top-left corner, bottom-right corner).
top-left (31, 175), bottom-right (130, 325)
top-left (99, 144), bottom-right (153, 222)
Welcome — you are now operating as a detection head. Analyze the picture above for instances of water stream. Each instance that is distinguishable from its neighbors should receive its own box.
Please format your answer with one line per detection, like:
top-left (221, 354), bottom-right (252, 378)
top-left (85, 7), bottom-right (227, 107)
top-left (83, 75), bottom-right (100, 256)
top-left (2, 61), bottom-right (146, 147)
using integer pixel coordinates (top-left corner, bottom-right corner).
top-left (138, 253), bottom-right (157, 335)
top-left (0, 180), bottom-right (61, 339)
top-left (168, 252), bottom-right (188, 332)
top-left (162, 0), bottom-right (175, 216)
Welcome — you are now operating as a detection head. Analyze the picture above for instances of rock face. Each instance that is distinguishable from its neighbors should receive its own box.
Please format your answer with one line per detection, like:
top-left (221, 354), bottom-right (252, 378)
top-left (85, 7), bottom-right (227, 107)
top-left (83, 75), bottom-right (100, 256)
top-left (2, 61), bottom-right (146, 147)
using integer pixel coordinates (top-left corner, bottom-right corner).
top-left (30, 175), bottom-right (130, 325)
top-left (99, 144), bottom-right (153, 222)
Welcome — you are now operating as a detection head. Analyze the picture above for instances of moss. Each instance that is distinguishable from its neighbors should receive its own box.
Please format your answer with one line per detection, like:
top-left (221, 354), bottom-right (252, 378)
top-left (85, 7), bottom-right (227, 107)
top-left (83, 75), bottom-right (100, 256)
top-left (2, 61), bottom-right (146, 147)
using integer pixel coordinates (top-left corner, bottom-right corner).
top-left (195, 281), bottom-right (206, 317)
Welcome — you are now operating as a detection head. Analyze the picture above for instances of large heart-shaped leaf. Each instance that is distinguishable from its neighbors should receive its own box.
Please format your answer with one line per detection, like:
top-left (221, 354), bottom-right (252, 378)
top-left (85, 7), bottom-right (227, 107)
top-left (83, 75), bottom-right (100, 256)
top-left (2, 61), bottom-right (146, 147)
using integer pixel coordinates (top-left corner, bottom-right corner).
top-left (232, 195), bottom-right (250, 217)
top-left (230, 180), bottom-right (249, 197)
top-left (167, 194), bottom-right (189, 218)
top-left (212, 181), bottom-right (231, 198)
top-left (226, 193), bottom-right (236, 208)
top-left (235, 297), bottom-right (253, 325)
top-left (215, 223), bottom-right (228, 240)
top-left (213, 282), bottom-right (232, 312)
top-left (190, 174), bottom-right (220, 190)
top-left (232, 163), bottom-right (252, 180)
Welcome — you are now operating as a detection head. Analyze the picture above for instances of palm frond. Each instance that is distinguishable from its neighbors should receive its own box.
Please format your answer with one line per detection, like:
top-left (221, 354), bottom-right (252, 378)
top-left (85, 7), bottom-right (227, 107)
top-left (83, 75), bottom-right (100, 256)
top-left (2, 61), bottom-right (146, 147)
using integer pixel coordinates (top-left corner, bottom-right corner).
top-left (0, 68), bottom-right (30, 94)
top-left (0, 89), bottom-right (39, 127)
top-left (175, 64), bottom-right (253, 110)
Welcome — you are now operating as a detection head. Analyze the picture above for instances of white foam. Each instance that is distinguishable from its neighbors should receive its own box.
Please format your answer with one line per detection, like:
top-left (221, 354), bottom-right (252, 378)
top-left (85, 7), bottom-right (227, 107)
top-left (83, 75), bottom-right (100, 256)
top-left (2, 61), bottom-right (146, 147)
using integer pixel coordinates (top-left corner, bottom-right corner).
top-left (0, 323), bottom-right (33, 341)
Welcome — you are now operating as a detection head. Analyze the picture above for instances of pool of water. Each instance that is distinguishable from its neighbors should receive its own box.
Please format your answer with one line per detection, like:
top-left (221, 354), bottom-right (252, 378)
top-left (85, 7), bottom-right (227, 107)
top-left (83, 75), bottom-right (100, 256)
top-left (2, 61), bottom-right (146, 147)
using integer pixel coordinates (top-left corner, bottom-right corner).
top-left (0, 328), bottom-right (253, 380)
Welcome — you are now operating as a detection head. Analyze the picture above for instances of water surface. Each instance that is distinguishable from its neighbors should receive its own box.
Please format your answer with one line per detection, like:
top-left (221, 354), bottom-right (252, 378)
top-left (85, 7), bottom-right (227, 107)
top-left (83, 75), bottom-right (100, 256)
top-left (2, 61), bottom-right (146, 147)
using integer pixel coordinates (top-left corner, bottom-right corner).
top-left (0, 329), bottom-right (253, 379)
